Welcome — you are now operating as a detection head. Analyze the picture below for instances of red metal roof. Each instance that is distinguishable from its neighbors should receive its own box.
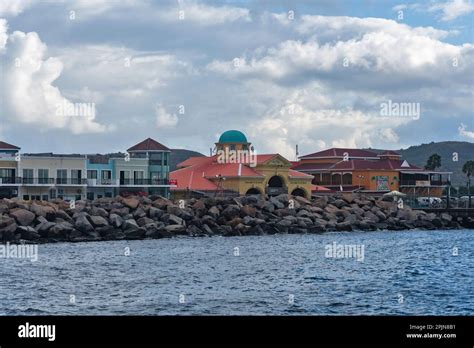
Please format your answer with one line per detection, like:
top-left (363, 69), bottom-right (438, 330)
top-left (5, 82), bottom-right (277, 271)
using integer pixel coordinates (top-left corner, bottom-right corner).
top-left (291, 162), bottom-right (335, 171)
top-left (330, 159), bottom-right (421, 171)
top-left (299, 148), bottom-right (378, 159)
top-left (378, 150), bottom-right (401, 157)
top-left (0, 141), bottom-right (20, 150)
top-left (288, 169), bottom-right (314, 178)
top-left (127, 138), bottom-right (170, 152)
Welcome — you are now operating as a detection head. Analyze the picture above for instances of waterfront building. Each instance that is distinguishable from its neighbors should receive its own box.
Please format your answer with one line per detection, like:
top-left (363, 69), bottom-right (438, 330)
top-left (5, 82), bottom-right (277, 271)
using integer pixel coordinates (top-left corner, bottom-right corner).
top-left (170, 130), bottom-right (316, 199)
top-left (0, 137), bottom-right (174, 200)
top-left (0, 141), bottom-right (20, 199)
top-left (292, 148), bottom-right (451, 196)
top-left (19, 153), bottom-right (87, 201)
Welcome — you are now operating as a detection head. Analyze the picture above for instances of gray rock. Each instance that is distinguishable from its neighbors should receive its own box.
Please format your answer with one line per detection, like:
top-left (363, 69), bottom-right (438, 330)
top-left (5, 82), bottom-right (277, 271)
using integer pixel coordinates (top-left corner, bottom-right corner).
top-left (10, 209), bottom-right (36, 226)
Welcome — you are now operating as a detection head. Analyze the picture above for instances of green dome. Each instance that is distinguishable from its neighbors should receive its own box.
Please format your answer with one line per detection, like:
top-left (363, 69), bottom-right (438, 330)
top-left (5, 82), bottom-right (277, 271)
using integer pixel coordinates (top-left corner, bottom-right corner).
top-left (218, 130), bottom-right (248, 144)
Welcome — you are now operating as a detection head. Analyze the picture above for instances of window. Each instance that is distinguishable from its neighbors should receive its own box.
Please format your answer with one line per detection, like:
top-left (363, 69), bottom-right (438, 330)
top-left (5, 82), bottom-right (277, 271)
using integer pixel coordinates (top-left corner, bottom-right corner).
top-left (50, 189), bottom-right (56, 199)
top-left (87, 170), bottom-right (98, 179)
top-left (57, 169), bottom-right (67, 184)
top-left (42, 195), bottom-right (49, 201)
top-left (134, 171), bottom-right (144, 185)
top-left (105, 192), bottom-right (113, 198)
top-left (87, 192), bottom-right (94, 200)
top-left (23, 195), bottom-right (30, 200)
top-left (71, 170), bottom-right (82, 184)
top-left (23, 169), bottom-right (33, 184)
top-left (149, 152), bottom-right (162, 165)
top-left (229, 144), bottom-right (236, 151)
top-left (119, 171), bottom-right (130, 185)
top-left (38, 169), bottom-right (49, 184)
top-left (102, 170), bottom-right (112, 179)
top-left (75, 195), bottom-right (82, 201)
top-left (0, 168), bottom-right (15, 183)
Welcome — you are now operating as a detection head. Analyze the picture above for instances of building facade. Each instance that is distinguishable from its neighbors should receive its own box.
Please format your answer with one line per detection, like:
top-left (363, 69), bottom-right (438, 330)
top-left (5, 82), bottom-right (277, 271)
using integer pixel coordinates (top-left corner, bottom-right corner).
top-left (0, 138), bottom-right (174, 200)
top-left (170, 130), bottom-right (316, 199)
top-left (292, 148), bottom-right (451, 196)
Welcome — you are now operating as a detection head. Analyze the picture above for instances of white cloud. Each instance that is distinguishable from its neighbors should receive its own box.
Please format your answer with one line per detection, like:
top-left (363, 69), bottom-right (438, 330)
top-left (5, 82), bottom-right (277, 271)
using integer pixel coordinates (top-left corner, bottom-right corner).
top-left (379, 128), bottom-right (400, 143)
top-left (171, 0), bottom-right (251, 25)
top-left (0, 0), bottom-right (33, 17)
top-left (155, 104), bottom-right (179, 128)
top-left (430, 0), bottom-right (474, 21)
top-left (208, 17), bottom-right (473, 90)
top-left (0, 27), bottom-right (108, 134)
top-left (458, 123), bottom-right (474, 139)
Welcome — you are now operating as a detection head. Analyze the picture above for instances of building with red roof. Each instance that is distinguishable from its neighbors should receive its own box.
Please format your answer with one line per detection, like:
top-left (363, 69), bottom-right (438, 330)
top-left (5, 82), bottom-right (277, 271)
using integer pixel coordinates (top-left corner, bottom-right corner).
top-left (170, 130), bottom-right (318, 198)
top-left (292, 148), bottom-right (451, 196)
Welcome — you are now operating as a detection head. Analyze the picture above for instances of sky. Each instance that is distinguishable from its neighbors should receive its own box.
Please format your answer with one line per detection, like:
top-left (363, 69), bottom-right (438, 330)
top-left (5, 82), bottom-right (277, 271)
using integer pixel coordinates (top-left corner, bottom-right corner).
top-left (0, 0), bottom-right (473, 159)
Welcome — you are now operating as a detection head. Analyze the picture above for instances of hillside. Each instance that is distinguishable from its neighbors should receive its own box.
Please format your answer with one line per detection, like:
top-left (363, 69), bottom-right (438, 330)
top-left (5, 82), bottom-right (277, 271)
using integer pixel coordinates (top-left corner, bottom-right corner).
top-left (169, 149), bottom-right (205, 171)
top-left (367, 141), bottom-right (474, 186)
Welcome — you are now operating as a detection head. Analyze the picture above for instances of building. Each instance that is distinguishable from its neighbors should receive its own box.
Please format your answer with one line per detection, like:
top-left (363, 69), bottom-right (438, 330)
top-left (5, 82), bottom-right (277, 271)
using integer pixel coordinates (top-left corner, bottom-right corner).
top-left (0, 141), bottom-right (21, 199)
top-left (0, 137), bottom-right (174, 200)
top-left (19, 153), bottom-right (87, 201)
top-left (292, 148), bottom-right (451, 196)
top-left (170, 130), bottom-right (316, 199)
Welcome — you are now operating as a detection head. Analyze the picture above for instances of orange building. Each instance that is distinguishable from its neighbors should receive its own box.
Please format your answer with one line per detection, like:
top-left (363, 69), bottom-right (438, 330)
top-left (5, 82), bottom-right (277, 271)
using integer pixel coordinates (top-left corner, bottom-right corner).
top-left (292, 148), bottom-right (451, 197)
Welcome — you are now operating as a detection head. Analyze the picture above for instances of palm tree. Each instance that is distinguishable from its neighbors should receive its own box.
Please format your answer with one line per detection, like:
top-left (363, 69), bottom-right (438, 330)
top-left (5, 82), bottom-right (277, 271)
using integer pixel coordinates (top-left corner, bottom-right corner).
top-left (425, 153), bottom-right (442, 171)
top-left (462, 160), bottom-right (474, 208)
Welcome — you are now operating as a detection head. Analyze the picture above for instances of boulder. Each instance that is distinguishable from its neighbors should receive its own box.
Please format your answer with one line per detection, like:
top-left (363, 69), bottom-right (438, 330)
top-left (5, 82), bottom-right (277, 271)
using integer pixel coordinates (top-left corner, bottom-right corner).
top-left (122, 197), bottom-right (140, 209)
top-left (10, 209), bottom-right (35, 226)
top-left (75, 214), bottom-right (94, 233)
top-left (109, 213), bottom-right (124, 228)
top-left (89, 215), bottom-right (109, 228)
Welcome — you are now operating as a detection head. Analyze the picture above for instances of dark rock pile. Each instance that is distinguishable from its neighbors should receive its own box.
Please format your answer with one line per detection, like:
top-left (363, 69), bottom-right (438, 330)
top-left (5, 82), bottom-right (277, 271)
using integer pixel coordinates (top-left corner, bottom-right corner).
top-left (0, 194), bottom-right (471, 244)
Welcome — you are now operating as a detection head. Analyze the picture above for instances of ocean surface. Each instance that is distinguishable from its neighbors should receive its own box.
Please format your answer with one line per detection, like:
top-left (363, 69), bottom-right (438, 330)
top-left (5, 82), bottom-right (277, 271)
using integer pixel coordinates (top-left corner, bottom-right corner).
top-left (1, 229), bottom-right (473, 315)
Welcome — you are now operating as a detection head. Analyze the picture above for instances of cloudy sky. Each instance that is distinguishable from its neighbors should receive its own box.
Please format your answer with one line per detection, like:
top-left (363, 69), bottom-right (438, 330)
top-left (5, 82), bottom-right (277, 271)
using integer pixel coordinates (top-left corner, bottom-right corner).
top-left (0, 0), bottom-right (473, 158)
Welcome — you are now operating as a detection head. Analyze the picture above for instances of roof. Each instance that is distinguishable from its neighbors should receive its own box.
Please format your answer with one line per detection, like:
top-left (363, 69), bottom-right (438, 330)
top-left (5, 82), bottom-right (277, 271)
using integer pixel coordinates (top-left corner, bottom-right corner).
top-left (292, 162), bottom-right (335, 171)
top-left (23, 153), bottom-right (86, 158)
top-left (0, 141), bottom-right (20, 150)
top-left (127, 138), bottom-right (170, 152)
top-left (218, 130), bottom-right (248, 144)
top-left (378, 150), bottom-right (401, 157)
top-left (311, 184), bottom-right (331, 192)
top-left (330, 159), bottom-right (422, 171)
top-left (288, 169), bottom-right (313, 178)
top-left (299, 148), bottom-right (378, 159)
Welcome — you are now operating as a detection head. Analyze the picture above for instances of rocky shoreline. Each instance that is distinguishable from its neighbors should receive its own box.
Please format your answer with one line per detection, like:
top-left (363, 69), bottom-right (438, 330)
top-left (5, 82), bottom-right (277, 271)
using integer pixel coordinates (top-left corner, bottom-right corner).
top-left (0, 194), bottom-right (472, 244)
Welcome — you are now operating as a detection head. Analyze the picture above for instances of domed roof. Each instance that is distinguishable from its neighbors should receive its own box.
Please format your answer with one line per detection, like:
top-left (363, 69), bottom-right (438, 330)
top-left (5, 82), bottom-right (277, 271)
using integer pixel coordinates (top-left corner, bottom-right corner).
top-left (218, 130), bottom-right (248, 144)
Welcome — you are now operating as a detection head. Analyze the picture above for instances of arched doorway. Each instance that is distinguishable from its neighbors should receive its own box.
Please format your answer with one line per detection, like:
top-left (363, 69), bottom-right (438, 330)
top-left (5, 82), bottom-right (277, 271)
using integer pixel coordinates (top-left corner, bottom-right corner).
top-left (291, 188), bottom-right (307, 198)
top-left (266, 175), bottom-right (287, 196)
top-left (245, 187), bottom-right (261, 195)
top-left (268, 176), bottom-right (284, 187)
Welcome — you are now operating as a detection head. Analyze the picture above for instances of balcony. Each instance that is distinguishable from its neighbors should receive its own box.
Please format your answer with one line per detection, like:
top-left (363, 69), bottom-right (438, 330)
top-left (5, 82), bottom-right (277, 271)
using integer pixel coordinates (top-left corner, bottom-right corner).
top-left (87, 178), bottom-right (120, 187)
top-left (56, 178), bottom-right (87, 185)
top-left (119, 178), bottom-right (170, 186)
top-left (0, 177), bottom-right (21, 185)
top-left (400, 180), bottom-right (450, 187)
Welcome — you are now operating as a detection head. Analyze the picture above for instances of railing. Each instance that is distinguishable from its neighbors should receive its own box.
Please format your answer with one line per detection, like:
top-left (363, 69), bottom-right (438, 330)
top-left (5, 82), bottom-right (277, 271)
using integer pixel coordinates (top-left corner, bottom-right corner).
top-left (119, 178), bottom-right (169, 186)
top-left (0, 177), bottom-right (20, 184)
top-left (1, 177), bottom-right (169, 186)
top-left (23, 178), bottom-right (55, 184)
top-left (400, 180), bottom-right (450, 186)
top-left (56, 178), bottom-right (87, 185)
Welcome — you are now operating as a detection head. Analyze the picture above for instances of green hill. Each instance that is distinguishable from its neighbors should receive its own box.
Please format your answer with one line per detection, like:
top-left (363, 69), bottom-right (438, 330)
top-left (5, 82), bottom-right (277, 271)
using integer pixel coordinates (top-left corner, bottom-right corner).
top-left (169, 149), bottom-right (205, 171)
top-left (367, 141), bottom-right (474, 186)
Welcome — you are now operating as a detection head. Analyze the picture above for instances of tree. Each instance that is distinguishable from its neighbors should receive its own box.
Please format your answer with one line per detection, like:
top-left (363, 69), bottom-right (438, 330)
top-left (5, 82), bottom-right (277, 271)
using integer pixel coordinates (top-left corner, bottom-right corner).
top-left (424, 153), bottom-right (442, 170)
top-left (462, 160), bottom-right (474, 208)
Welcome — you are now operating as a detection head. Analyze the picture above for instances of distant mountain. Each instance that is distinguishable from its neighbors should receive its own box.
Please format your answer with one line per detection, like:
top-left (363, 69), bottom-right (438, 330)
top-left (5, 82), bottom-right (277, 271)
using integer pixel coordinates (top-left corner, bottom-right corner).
top-left (366, 141), bottom-right (474, 186)
top-left (169, 149), bottom-right (205, 171)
